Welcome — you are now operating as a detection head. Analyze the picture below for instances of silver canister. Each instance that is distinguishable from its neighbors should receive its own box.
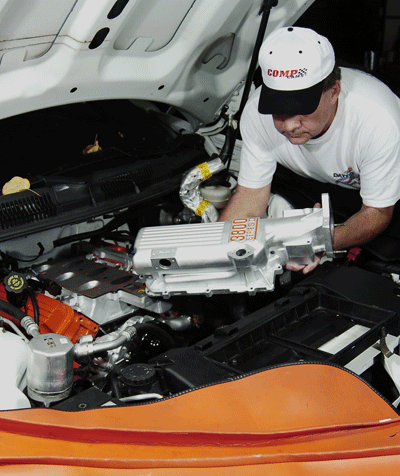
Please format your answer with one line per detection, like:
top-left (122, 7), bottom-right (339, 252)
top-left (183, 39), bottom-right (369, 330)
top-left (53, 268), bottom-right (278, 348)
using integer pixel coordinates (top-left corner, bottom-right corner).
top-left (27, 333), bottom-right (74, 407)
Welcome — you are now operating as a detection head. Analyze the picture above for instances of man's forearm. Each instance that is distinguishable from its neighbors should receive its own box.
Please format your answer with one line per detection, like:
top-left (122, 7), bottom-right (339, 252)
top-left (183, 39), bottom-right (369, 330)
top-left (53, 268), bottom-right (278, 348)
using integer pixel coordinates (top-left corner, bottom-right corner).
top-left (333, 204), bottom-right (394, 251)
top-left (218, 184), bottom-right (271, 221)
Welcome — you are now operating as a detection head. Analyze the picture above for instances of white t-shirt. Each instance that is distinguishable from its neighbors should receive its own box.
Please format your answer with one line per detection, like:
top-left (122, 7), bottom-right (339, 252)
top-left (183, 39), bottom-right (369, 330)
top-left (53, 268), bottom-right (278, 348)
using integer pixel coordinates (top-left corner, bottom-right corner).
top-left (238, 68), bottom-right (400, 208)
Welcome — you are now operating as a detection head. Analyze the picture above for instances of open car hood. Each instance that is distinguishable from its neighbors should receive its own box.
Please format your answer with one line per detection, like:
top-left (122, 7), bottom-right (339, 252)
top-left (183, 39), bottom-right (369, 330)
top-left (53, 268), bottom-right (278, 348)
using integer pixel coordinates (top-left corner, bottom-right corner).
top-left (0, 0), bottom-right (313, 126)
top-left (3, 2), bottom-right (400, 474)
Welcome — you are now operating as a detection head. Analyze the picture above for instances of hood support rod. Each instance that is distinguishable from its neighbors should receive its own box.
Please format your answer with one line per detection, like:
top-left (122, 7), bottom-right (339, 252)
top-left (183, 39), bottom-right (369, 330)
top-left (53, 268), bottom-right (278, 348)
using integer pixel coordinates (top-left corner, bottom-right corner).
top-left (221, 0), bottom-right (278, 168)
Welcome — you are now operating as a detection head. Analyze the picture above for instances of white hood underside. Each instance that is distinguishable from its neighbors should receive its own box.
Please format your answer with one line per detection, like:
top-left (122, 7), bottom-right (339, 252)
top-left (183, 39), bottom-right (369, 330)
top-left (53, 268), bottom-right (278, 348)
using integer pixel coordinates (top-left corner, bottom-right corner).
top-left (0, 0), bottom-right (314, 126)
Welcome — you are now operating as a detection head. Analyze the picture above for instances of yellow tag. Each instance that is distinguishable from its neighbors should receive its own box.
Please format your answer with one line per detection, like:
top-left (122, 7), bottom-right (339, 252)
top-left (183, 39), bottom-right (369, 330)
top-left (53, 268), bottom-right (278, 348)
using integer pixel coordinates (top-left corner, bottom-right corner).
top-left (195, 200), bottom-right (211, 216)
top-left (196, 162), bottom-right (212, 181)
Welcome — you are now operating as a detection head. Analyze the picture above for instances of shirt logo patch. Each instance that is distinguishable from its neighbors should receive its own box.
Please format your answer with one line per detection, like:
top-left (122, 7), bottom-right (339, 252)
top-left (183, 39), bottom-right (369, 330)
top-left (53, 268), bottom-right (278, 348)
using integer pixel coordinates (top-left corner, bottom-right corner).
top-left (333, 167), bottom-right (360, 187)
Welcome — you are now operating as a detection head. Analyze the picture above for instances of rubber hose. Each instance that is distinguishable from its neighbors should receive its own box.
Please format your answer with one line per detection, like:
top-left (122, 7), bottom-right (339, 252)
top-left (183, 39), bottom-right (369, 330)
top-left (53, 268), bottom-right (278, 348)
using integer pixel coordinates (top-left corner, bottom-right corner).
top-left (0, 299), bottom-right (27, 323)
top-left (27, 288), bottom-right (40, 325)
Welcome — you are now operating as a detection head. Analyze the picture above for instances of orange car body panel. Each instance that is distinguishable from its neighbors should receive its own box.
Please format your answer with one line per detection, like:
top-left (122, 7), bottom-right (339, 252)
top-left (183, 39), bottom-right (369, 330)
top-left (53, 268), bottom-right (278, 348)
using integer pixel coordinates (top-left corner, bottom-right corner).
top-left (0, 363), bottom-right (399, 474)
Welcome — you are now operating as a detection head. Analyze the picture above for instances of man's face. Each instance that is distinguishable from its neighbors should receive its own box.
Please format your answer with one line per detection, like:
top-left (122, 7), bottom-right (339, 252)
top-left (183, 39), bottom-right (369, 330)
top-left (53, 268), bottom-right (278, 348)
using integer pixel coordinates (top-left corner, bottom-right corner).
top-left (272, 82), bottom-right (340, 145)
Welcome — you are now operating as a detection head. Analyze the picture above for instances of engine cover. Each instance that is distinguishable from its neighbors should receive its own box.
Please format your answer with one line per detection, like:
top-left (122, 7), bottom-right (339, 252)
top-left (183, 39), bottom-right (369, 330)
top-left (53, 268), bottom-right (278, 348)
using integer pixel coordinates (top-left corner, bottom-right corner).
top-left (133, 194), bottom-right (334, 297)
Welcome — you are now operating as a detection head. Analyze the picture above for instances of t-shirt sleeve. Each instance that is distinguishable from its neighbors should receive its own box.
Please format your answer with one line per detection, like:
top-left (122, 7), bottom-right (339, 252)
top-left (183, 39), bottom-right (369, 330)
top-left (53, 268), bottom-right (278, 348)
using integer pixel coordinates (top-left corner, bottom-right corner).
top-left (237, 90), bottom-right (277, 189)
top-left (358, 115), bottom-right (400, 208)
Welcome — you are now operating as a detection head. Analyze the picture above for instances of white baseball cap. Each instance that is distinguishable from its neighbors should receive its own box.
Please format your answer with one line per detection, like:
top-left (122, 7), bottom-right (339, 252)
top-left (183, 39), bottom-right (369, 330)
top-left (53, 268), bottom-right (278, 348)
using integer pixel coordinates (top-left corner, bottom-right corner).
top-left (258, 27), bottom-right (335, 115)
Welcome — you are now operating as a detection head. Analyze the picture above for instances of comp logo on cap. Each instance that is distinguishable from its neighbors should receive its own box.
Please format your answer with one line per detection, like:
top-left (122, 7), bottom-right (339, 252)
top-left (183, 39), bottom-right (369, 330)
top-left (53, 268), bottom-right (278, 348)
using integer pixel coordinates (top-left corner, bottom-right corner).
top-left (258, 27), bottom-right (335, 115)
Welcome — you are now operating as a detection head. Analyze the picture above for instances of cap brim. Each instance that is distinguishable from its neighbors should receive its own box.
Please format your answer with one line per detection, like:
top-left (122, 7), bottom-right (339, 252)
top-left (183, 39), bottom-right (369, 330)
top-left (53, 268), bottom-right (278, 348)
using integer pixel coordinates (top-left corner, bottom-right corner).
top-left (258, 80), bottom-right (324, 115)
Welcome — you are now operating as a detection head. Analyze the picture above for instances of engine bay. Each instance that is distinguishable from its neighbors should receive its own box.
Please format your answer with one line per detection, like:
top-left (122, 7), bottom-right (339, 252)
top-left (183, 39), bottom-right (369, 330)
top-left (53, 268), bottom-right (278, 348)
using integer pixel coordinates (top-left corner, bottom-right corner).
top-left (0, 100), bottom-right (399, 414)
top-left (1, 187), bottom-right (400, 413)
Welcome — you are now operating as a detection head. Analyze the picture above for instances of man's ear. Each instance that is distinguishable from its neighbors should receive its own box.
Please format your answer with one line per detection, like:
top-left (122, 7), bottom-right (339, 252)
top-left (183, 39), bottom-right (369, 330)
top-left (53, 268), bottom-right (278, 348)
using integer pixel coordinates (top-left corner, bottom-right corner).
top-left (330, 80), bottom-right (341, 104)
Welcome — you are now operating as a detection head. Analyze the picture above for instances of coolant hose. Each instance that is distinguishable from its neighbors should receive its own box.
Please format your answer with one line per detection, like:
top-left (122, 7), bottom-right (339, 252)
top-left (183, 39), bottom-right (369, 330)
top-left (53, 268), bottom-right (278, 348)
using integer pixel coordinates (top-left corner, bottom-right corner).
top-left (0, 299), bottom-right (40, 337)
top-left (0, 299), bottom-right (26, 323)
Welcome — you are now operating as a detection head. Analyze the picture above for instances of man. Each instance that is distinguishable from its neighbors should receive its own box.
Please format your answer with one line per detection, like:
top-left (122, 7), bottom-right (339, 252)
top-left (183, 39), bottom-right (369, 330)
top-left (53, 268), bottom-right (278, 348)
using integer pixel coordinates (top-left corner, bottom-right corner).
top-left (219, 26), bottom-right (400, 273)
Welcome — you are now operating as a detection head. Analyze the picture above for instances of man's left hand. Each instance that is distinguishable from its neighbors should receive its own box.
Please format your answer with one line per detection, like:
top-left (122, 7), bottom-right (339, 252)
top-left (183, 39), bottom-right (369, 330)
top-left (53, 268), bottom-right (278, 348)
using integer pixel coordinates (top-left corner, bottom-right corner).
top-left (285, 202), bottom-right (323, 274)
top-left (285, 252), bottom-right (324, 275)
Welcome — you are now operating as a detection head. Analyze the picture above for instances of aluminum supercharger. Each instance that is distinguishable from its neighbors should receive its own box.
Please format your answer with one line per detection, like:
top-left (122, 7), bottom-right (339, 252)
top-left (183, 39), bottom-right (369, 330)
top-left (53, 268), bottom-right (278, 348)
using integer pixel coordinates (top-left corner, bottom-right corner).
top-left (133, 194), bottom-right (335, 297)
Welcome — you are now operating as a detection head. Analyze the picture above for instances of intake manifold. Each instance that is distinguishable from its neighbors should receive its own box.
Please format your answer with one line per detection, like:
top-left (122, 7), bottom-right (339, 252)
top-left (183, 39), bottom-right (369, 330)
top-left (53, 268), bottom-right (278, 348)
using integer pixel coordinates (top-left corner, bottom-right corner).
top-left (133, 194), bottom-right (334, 297)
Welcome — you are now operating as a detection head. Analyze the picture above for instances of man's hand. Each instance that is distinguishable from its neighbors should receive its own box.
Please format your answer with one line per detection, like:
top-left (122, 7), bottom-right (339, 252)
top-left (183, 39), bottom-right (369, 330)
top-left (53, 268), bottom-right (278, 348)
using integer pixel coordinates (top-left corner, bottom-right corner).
top-left (285, 202), bottom-right (394, 274)
top-left (285, 203), bottom-right (323, 275)
top-left (285, 252), bottom-right (325, 275)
